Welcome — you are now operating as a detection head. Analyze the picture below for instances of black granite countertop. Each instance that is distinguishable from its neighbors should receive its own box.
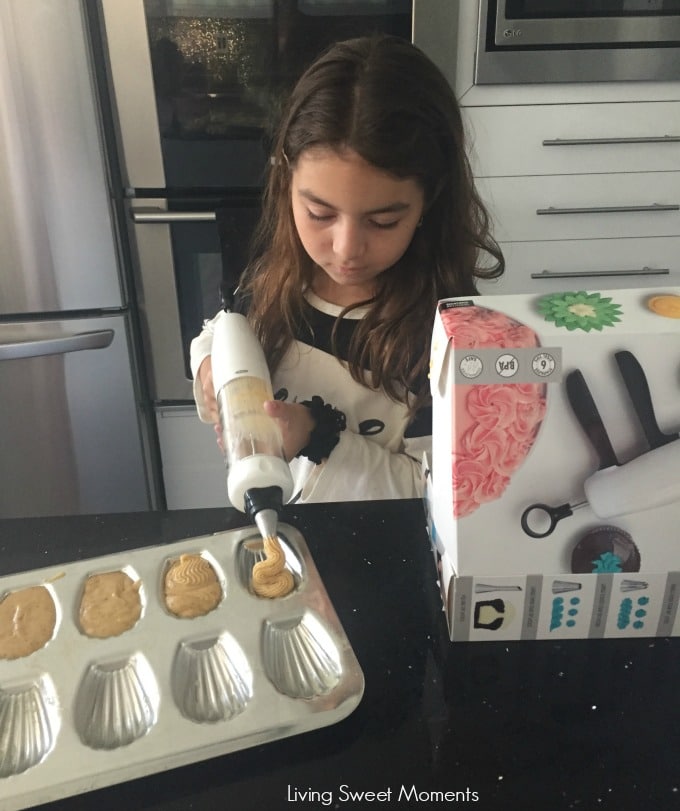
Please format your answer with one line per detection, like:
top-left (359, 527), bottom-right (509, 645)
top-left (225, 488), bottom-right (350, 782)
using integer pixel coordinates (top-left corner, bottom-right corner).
top-left (1, 500), bottom-right (679, 811)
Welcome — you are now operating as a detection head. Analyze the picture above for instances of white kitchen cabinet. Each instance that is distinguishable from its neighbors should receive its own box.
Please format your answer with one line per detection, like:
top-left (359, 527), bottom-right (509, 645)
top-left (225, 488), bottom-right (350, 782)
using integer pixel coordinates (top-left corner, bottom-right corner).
top-left (464, 99), bottom-right (680, 293)
top-left (447, 0), bottom-right (680, 294)
top-left (464, 102), bottom-right (680, 177)
top-left (476, 172), bottom-right (680, 243)
top-left (477, 236), bottom-right (680, 295)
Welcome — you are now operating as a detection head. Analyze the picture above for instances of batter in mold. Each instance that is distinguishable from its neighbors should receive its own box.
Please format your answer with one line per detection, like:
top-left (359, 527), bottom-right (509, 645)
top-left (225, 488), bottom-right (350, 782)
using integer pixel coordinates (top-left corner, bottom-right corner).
top-left (251, 536), bottom-right (295, 599)
top-left (164, 554), bottom-right (222, 618)
top-left (78, 570), bottom-right (142, 638)
top-left (0, 585), bottom-right (57, 659)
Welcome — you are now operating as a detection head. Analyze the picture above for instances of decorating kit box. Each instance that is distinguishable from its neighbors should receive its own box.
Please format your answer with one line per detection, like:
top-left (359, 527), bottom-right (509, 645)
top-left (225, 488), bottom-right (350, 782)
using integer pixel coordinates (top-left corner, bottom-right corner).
top-left (425, 287), bottom-right (680, 642)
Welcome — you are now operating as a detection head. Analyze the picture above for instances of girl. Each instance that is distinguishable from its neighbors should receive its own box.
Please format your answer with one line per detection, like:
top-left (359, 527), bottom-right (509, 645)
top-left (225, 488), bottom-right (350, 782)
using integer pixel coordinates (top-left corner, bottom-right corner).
top-left (191, 34), bottom-right (503, 503)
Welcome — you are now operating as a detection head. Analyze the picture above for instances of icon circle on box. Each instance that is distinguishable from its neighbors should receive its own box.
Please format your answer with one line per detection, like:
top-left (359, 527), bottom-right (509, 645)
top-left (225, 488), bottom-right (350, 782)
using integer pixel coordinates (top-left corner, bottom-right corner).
top-left (496, 353), bottom-right (519, 378)
top-left (459, 355), bottom-right (483, 379)
top-left (532, 352), bottom-right (557, 377)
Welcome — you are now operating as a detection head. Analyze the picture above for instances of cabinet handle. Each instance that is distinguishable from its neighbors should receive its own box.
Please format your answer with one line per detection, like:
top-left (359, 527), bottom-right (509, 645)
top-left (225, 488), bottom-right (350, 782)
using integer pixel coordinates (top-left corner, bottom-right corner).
top-left (530, 267), bottom-right (670, 280)
top-left (543, 136), bottom-right (680, 146)
top-left (537, 203), bottom-right (679, 215)
top-left (132, 209), bottom-right (216, 223)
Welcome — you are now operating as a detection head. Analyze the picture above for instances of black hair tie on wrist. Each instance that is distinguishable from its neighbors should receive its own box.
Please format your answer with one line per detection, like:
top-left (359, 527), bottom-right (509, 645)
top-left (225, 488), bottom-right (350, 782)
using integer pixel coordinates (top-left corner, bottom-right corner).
top-left (297, 395), bottom-right (346, 465)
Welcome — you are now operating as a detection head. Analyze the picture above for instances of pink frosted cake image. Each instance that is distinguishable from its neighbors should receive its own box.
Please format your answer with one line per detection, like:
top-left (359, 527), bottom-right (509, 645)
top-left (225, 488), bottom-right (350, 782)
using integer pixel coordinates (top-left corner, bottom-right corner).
top-left (439, 304), bottom-right (547, 518)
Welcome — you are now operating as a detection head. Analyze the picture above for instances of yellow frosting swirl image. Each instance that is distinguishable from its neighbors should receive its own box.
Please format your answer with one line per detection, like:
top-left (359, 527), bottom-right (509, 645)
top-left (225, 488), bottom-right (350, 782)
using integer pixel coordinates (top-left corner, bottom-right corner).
top-left (164, 554), bottom-right (222, 618)
top-left (647, 295), bottom-right (680, 319)
top-left (251, 536), bottom-right (295, 599)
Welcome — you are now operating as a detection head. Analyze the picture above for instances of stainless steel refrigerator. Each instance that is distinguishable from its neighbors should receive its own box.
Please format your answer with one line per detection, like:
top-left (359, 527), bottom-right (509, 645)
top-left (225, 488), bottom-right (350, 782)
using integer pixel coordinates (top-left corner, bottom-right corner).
top-left (0, 0), bottom-right (154, 519)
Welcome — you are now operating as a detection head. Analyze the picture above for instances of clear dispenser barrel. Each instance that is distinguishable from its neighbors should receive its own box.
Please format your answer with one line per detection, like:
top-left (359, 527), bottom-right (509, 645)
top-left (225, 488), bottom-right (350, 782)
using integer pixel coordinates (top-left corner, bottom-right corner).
top-left (217, 376), bottom-right (287, 467)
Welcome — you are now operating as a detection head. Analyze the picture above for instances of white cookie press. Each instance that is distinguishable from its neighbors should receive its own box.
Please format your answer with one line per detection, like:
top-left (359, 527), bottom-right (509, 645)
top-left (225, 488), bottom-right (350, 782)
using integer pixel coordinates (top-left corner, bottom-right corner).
top-left (211, 304), bottom-right (294, 541)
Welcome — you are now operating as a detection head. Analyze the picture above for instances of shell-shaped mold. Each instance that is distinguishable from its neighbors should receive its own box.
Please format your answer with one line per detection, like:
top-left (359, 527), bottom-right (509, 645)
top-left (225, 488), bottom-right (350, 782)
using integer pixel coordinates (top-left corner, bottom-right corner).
top-left (236, 534), bottom-right (303, 593)
top-left (262, 612), bottom-right (342, 699)
top-left (74, 654), bottom-right (158, 749)
top-left (0, 676), bottom-right (59, 777)
top-left (172, 634), bottom-right (253, 723)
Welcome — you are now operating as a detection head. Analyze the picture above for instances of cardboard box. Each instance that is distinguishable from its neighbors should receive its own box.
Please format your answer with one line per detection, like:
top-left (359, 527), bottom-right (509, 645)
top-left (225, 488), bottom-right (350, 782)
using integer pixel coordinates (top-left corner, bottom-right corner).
top-left (426, 288), bottom-right (680, 641)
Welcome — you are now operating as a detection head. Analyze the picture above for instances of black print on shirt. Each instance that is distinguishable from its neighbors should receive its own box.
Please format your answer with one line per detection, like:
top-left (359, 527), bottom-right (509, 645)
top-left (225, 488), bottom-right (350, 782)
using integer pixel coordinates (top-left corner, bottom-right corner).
top-left (274, 388), bottom-right (386, 437)
top-left (358, 419), bottom-right (385, 436)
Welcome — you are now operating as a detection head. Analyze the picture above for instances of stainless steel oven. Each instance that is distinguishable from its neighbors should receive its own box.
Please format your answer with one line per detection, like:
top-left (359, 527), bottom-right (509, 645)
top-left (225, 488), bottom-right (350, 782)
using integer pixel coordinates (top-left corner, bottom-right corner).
top-left (476, 0), bottom-right (680, 84)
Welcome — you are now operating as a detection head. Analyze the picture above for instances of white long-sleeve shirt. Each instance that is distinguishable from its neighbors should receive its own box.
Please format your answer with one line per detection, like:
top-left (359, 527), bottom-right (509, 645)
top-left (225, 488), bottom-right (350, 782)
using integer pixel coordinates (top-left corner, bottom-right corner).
top-left (190, 291), bottom-right (431, 503)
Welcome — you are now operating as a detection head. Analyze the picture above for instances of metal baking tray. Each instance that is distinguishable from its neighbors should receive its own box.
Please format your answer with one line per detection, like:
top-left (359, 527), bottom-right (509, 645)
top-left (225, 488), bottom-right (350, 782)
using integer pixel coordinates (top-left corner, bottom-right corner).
top-left (0, 523), bottom-right (364, 810)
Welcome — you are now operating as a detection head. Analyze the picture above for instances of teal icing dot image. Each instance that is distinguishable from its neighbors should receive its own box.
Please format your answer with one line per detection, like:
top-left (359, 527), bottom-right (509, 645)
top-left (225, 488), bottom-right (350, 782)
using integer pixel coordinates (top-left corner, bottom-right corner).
top-left (617, 598), bottom-right (633, 630)
top-left (551, 595), bottom-right (579, 631)
top-left (633, 621), bottom-right (644, 629)
top-left (635, 609), bottom-right (647, 618)
top-left (638, 596), bottom-right (650, 606)
top-left (550, 597), bottom-right (565, 631)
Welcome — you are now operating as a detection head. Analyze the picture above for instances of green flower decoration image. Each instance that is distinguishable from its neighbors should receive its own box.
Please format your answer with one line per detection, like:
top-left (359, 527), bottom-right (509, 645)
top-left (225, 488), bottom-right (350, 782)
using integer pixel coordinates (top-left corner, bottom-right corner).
top-left (537, 291), bottom-right (623, 332)
top-left (591, 551), bottom-right (623, 574)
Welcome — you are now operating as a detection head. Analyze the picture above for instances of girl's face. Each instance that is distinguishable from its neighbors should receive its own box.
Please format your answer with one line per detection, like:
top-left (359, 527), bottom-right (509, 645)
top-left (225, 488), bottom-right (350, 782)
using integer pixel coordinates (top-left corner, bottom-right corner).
top-left (290, 147), bottom-right (425, 307)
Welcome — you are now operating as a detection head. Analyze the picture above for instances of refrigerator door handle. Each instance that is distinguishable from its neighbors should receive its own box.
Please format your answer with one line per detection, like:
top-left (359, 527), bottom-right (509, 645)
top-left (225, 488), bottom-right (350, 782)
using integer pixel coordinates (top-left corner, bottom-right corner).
top-left (0, 329), bottom-right (114, 361)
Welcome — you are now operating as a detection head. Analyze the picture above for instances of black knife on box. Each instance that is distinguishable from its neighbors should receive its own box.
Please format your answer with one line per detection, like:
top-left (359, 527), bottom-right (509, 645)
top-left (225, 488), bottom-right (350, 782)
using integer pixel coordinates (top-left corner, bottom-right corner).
top-left (614, 350), bottom-right (679, 449)
top-left (521, 352), bottom-right (680, 538)
top-left (565, 369), bottom-right (620, 470)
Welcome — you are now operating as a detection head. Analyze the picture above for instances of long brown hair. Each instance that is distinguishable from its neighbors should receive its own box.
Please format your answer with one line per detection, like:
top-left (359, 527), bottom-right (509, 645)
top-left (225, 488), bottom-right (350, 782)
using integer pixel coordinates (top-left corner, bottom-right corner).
top-left (242, 35), bottom-right (503, 412)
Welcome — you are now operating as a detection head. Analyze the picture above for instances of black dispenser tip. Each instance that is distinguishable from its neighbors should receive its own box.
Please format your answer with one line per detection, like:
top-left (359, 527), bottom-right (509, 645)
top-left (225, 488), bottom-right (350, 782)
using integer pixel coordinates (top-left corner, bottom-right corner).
top-left (243, 486), bottom-right (284, 523)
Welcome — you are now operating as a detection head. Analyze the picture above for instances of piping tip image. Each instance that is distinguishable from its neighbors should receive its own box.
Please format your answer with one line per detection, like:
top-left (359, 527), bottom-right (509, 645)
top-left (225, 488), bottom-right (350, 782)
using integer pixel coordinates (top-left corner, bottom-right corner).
top-left (620, 579), bottom-right (649, 592)
top-left (552, 580), bottom-right (582, 594)
top-left (474, 583), bottom-right (523, 594)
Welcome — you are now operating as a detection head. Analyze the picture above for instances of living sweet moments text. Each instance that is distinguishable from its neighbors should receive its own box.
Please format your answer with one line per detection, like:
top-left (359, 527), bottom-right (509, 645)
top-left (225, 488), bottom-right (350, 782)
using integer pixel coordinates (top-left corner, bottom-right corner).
top-left (286, 784), bottom-right (480, 805)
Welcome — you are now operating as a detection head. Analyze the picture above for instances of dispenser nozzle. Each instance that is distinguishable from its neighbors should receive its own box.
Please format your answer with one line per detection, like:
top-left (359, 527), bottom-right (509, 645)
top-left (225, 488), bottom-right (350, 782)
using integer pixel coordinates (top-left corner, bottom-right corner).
top-left (244, 486), bottom-right (284, 541)
top-left (254, 509), bottom-right (279, 541)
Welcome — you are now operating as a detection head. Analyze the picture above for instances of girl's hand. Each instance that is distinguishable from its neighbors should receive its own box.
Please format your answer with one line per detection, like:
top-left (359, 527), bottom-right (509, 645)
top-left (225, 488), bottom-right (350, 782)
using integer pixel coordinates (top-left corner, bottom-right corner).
top-left (197, 356), bottom-right (219, 423)
top-left (263, 400), bottom-right (315, 461)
